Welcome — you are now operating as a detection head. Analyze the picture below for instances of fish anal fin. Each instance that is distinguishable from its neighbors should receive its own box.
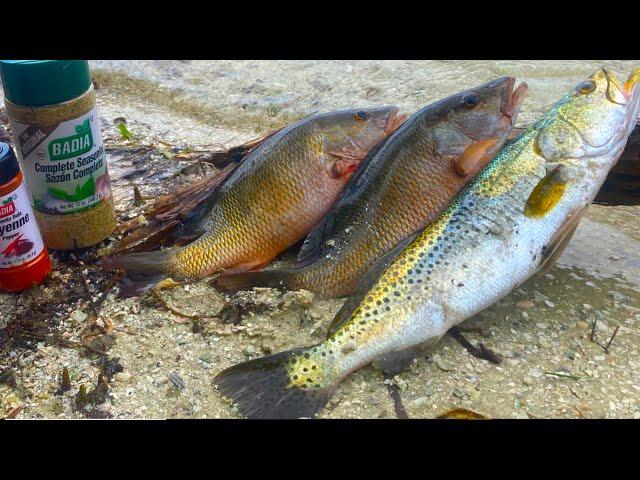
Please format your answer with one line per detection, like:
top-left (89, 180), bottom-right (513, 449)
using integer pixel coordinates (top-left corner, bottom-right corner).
top-left (374, 339), bottom-right (440, 376)
top-left (296, 215), bottom-right (336, 266)
top-left (538, 206), bottom-right (586, 274)
top-left (223, 258), bottom-right (274, 275)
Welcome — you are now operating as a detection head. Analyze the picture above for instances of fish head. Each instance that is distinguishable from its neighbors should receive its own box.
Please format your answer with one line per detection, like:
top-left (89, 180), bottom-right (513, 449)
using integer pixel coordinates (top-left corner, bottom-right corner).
top-left (536, 67), bottom-right (640, 168)
top-left (447, 76), bottom-right (527, 142)
top-left (428, 76), bottom-right (527, 175)
top-left (315, 106), bottom-right (405, 166)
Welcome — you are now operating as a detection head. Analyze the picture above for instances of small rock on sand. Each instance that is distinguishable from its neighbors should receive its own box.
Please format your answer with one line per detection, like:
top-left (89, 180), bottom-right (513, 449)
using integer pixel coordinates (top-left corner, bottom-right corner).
top-left (516, 300), bottom-right (535, 309)
top-left (70, 310), bottom-right (88, 322)
top-left (114, 372), bottom-right (132, 383)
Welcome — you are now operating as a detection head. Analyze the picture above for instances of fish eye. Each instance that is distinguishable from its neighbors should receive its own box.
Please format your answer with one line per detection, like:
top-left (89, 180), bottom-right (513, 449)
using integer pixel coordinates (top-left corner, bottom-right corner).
top-left (577, 80), bottom-right (596, 95)
top-left (355, 110), bottom-right (368, 121)
top-left (462, 93), bottom-right (480, 109)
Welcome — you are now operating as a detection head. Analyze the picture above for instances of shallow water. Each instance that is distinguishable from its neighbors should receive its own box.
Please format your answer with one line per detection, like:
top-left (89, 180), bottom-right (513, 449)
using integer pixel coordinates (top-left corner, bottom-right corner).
top-left (1, 60), bottom-right (639, 419)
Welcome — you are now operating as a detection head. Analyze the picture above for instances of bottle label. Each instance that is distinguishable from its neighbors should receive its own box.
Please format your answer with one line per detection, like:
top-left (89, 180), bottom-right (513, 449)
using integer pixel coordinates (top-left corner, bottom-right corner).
top-left (10, 105), bottom-right (112, 215)
top-left (0, 183), bottom-right (46, 268)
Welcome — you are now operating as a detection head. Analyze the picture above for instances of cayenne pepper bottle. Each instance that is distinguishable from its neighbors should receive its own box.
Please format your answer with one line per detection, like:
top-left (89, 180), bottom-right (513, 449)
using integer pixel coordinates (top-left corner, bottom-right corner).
top-left (0, 142), bottom-right (51, 291)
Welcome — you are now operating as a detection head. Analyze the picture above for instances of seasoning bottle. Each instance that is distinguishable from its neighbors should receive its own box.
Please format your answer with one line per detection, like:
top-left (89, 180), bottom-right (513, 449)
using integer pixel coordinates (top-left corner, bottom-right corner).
top-left (0, 142), bottom-right (51, 291)
top-left (0, 60), bottom-right (116, 250)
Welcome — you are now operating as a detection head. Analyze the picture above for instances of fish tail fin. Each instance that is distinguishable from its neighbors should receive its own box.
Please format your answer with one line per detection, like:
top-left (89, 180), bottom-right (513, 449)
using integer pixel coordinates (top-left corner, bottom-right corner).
top-left (101, 249), bottom-right (176, 297)
top-left (212, 268), bottom-right (297, 294)
top-left (214, 346), bottom-right (338, 419)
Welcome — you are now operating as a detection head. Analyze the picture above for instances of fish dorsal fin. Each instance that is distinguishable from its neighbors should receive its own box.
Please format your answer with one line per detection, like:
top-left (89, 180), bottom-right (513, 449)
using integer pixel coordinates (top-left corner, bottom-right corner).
top-left (326, 231), bottom-right (420, 337)
top-left (538, 206), bottom-right (586, 274)
top-left (297, 134), bottom-right (398, 267)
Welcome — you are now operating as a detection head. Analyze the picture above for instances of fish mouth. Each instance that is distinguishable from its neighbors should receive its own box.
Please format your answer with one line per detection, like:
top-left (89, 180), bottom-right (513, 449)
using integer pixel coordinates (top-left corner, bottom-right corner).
top-left (384, 107), bottom-right (407, 136)
top-left (500, 77), bottom-right (528, 122)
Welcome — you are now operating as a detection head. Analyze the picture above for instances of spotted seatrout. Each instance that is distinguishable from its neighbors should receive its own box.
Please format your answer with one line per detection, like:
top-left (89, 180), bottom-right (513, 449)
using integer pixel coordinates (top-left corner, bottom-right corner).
top-left (214, 67), bottom-right (640, 419)
top-left (213, 77), bottom-right (527, 298)
top-left (102, 107), bottom-right (403, 296)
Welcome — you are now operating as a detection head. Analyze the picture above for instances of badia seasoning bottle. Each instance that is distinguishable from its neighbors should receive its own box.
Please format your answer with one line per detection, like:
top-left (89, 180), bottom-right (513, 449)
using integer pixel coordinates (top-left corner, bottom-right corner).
top-left (0, 60), bottom-right (116, 250)
top-left (0, 142), bottom-right (51, 291)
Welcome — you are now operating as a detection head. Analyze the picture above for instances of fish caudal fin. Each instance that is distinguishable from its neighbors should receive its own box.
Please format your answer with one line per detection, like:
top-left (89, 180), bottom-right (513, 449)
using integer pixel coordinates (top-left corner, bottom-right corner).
top-left (101, 249), bottom-right (175, 298)
top-left (214, 347), bottom-right (336, 419)
top-left (212, 269), bottom-right (296, 294)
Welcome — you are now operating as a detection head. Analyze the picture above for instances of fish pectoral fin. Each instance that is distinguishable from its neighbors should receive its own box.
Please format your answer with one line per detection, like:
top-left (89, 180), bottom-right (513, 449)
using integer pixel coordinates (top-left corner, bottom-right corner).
top-left (329, 157), bottom-right (360, 179)
top-left (524, 165), bottom-right (571, 218)
top-left (538, 206), bottom-right (586, 274)
top-left (454, 137), bottom-right (500, 177)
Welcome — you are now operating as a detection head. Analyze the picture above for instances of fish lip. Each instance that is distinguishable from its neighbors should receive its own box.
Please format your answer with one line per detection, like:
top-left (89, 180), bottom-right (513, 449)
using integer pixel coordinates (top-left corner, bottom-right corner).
top-left (500, 77), bottom-right (528, 122)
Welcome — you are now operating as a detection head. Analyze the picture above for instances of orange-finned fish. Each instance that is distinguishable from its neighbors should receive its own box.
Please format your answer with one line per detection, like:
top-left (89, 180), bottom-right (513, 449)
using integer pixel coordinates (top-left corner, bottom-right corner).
top-left (213, 77), bottom-right (527, 298)
top-left (102, 107), bottom-right (404, 296)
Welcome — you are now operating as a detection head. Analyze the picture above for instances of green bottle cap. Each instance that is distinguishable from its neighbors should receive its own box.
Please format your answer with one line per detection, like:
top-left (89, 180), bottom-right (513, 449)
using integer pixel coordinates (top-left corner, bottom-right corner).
top-left (0, 60), bottom-right (92, 107)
